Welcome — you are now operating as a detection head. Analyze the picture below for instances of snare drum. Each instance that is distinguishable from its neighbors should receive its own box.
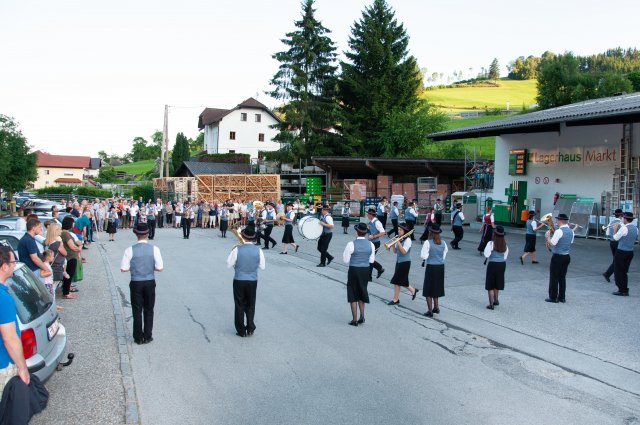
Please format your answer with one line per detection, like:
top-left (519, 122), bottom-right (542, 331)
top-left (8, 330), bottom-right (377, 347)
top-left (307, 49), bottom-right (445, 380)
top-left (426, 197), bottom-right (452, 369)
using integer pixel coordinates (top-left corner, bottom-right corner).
top-left (297, 216), bottom-right (323, 240)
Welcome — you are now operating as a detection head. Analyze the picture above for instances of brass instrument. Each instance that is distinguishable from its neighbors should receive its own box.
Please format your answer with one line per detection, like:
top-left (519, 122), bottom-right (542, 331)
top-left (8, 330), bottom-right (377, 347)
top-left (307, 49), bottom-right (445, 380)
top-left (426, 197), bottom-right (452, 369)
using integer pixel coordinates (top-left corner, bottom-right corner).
top-left (540, 213), bottom-right (555, 251)
top-left (382, 229), bottom-right (415, 251)
top-left (230, 226), bottom-right (246, 251)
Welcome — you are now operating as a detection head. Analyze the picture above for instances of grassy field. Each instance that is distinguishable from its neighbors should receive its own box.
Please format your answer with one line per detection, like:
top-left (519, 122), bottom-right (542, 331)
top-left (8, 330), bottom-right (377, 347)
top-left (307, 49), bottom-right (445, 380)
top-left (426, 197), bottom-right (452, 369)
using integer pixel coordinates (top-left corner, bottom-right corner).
top-left (423, 79), bottom-right (537, 112)
top-left (113, 159), bottom-right (155, 174)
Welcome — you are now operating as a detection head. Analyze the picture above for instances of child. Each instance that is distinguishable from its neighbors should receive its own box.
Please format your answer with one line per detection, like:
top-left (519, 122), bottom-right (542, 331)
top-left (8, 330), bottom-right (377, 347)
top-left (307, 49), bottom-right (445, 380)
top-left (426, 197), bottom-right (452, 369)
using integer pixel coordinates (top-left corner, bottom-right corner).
top-left (41, 250), bottom-right (64, 312)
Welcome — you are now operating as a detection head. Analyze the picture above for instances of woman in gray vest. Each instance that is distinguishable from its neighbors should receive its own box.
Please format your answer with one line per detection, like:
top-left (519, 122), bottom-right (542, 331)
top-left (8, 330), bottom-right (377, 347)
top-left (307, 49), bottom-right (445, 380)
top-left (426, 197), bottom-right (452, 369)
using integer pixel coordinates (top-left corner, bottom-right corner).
top-left (280, 203), bottom-right (299, 254)
top-left (545, 213), bottom-right (576, 303)
top-left (483, 225), bottom-right (508, 310)
top-left (343, 223), bottom-right (376, 326)
top-left (219, 204), bottom-right (229, 238)
top-left (611, 212), bottom-right (637, 296)
top-left (226, 226), bottom-right (266, 337)
top-left (341, 203), bottom-right (350, 234)
top-left (520, 211), bottom-right (544, 265)
top-left (420, 224), bottom-right (448, 317)
top-left (388, 223), bottom-right (419, 305)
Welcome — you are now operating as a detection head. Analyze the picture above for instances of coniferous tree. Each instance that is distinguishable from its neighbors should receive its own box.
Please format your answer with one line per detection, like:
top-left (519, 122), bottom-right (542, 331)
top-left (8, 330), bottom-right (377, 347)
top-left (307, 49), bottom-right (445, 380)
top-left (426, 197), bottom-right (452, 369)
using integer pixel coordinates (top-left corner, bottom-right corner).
top-left (488, 58), bottom-right (500, 80)
top-left (268, 0), bottom-right (341, 161)
top-left (338, 0), bottom-right (422, 157)
top-left (171, 132), bottom-right (190, 175)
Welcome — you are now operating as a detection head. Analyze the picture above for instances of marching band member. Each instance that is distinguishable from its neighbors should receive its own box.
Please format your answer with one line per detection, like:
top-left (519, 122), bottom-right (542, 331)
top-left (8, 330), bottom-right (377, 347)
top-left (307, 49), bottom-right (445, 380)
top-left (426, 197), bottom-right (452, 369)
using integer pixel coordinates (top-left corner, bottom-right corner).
top-left (450, 203), bottom-right (464, 249)
top-left (377, 197), bottom-right (388, 228)
top-left (484, 225), bottom-right (508, 310)
top-left (366, 208), bottom-right (385, 280)
top-left (317, 205), bottom-right (334, 267)
top-left (343, 223), bottom-right (375, 326)
top-left (219, 204), bottom-right (229, 238)
top-left (419, 207), bottom-right (436, 242)
top-left (182, 201), bottom-right (194, 239)
top-left (404, 202), bottom-right (417, 241)
top-left (477, 206), bottom-right (495, 254)
top-left (387, 201), bottom-right (400, 238)
top-left (545, 213), bottom-right (577, 303)
top-left (420, 224), bottom-right (447, 317)
top-left (388, 223), bottom-right (419, 305)
top-left (260, 203), bottom-right (277, 250)
top-left (602, 208), bottom-right (623, 282)
top-left (280, 203), bottom-right (299, 254)
top-left (341, 203), bottom-right (350, 234)
top-left (520, 211), bottom-right (544, 265)
top-left (247, 204), bottom-right (256, 230)
top-left (611, 212), bottom-right (637, 296)
top-left (434, 198), bottom-right (444, 225)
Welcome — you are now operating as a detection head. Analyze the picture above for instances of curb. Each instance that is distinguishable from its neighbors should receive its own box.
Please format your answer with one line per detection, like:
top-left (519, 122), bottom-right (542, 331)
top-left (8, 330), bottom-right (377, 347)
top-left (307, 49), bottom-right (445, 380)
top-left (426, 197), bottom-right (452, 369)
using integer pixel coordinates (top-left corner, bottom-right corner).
top-left (98, 243), bottom-right (140, 425)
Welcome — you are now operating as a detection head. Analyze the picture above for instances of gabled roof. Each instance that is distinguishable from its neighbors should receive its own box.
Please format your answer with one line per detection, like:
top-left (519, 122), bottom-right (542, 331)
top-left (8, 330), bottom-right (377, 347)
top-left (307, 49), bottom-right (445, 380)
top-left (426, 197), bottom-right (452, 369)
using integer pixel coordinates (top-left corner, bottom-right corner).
top-left (429, 92), bottom-right (640, 141)
top-left (174, 161), bottom-right (251, 177)
top-left (198, 97), bottom-right (280, 130)
top-left (37, 151), bottom-right (91, 169)
top-left (89, 158), bottom-right (102, 170)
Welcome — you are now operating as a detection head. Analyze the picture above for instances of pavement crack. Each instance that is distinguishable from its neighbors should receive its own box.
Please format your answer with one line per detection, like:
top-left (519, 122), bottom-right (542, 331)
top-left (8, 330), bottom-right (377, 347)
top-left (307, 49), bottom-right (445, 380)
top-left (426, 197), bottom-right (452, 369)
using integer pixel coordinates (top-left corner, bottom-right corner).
top-left (117, 285), bottom-right (131, 307)
top-left (421, 337), bottom-right (458, 355)
top-left (185, 305), bottom-right (211, 343)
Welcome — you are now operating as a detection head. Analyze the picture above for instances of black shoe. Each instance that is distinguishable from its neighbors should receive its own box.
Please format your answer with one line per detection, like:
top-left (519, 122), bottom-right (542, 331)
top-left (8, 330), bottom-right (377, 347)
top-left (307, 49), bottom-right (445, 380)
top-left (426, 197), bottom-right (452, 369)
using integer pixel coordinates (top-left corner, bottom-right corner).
top-left (262, 246), bottom-right (269, 250)
top-left (327, 257), bottom-right (333, 265)
top-left (486, 305), bottom-right (494, 310)
top-left (272, 242), bottom-right (277, 249)
top-left (254, 242), bottom-right (261, 246)
top-left (246, 330), bottom-right (254, 336)
top-left (134, 339), bottom-right (144, 345)
top-left (236, 331), bottom-right (246, 337)
top-left (316, 264), bottom-right (325, 267)
top-left (387, 300), bottom-right (399, 305)
top-left (432, 307), bottom-right (440, 314)
top-left (376, 268), bottom-right (384, 279)
top-left (279, 252), bottom-right (287, 255)
top-left (424, 311), bottom-right (433, 317)
top-left (412, 289), bottom-right (419, 300)
top-left (143, 337), bottom-right (153, 344)
top-left (558, 298), bottom-right (566, 303)
top-left (602, 273), bottom-right (611, 283)
top-left (295, 245), bottom-right (299, 253)
top-left (545, 298), bottom-right (558, 303)
top-left (612, 291), bottom-right (629, 296)
top-left (532, 261), bottom-right (539, 264)
top-left (357, 317), bottom-right (365, 324)
top-left (520, 256), bottom-right (524, 265)
top-left (348, 320), bottom-right (358, 327)
top-left (493, 300), bottom-right (499, 306)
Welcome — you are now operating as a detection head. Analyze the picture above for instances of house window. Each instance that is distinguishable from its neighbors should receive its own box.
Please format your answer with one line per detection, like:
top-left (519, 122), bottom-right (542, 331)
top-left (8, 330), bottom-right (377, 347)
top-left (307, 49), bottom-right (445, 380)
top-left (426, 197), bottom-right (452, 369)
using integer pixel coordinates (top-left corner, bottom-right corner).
top-left (229, 150), bottom-right (236, 154)
top-left (258, 133), bottom-right (265, 142)
top-left (64, 170), bottom-right (74, 176)
top-left (44, 170), bottom-right (50, 175)
top-left (255, 114), bottom-right (261, 123)
top-left (240, 113), bottom-right (247, 121)
top-left (230, 131), bottom-right (236, 140)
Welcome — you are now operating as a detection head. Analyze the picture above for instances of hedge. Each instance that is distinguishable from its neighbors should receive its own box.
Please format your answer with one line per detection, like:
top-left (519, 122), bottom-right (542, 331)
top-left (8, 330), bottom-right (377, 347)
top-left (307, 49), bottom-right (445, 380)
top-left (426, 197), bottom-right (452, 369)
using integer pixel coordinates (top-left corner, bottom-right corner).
top-left (35, 186), bottom-right (112, 198)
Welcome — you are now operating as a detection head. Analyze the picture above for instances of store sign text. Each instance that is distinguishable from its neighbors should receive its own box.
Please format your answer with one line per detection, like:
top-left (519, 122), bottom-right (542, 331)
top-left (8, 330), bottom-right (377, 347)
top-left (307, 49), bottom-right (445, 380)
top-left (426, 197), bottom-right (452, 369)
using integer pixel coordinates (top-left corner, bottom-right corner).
top-left (527, 146), bottom-right (617, 166)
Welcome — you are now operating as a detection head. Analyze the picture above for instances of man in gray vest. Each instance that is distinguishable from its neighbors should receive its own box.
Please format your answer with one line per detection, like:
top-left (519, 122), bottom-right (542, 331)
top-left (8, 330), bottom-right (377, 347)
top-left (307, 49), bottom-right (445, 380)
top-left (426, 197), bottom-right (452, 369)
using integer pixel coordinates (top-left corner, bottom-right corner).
top-left (545, 213), bottom-right (575, 303)
top-left (366, 208), bottom-right (385, 280)
top-left (612, 212), bottom-right (637, 296)
top-left (121, 223), bottom-right (164, 344)
top-left (434, 198), bottom-right (444, 225)
top-left (602, 209), bottom-right (623, 283)
top-left (317, 205), bottom-right (335, 267)
top-left (227, 226), bottom-right (265, 337)
top-left (343, 223), bottom-right (375, 326)
top-left (450, 203), bottom-right (465, 249)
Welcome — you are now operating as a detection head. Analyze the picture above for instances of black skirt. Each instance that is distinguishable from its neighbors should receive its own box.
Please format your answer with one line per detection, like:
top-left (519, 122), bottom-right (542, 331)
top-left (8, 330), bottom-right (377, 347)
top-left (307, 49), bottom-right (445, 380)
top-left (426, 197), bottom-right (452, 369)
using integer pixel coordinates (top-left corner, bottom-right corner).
top-left (390, 261), bottom-right (411, 287)
top-left (282, 225), bottom-right (295, 243)
top-left (347, 266), bottom-right (370, 303)
top-left (341, 217), bottom-right (350, 228)
top-left (524, 234), bottom-right (537, 253)
top-left (485, 261), bottom-right (506, 290)
top-left (220, 220), bottom-right (228, 232)
top-left (478, 226), bottom-right (494, 252)
top-left (107, 221), bottom-right (117, 234)
top-left (423, 264), bottom-right (445, 298)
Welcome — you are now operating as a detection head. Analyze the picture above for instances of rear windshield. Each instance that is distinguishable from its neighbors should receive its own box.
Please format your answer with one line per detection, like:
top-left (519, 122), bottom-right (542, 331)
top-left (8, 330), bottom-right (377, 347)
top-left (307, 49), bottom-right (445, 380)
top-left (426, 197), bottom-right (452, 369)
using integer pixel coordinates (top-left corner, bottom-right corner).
top-left (5, 264), bottom-right (52, 323)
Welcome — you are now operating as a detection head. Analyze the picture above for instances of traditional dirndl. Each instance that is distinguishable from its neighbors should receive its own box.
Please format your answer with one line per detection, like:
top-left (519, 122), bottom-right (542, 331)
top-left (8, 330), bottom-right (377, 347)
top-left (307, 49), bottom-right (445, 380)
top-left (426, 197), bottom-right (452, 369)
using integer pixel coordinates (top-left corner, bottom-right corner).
top-left (524, 234), bottom-right (536, 253)
top-left (347, 266), bottom-right (370, 303)
top-left (282, 225), bottom-right (295, 243)
top-left (423, 264), bottom-right (445, 298)
top-left (485, 261), bottom-right (506, 290)
top-left (390, 261), bottom-right (411, 287)
top-left (341, 216), bottom-right (350, 228)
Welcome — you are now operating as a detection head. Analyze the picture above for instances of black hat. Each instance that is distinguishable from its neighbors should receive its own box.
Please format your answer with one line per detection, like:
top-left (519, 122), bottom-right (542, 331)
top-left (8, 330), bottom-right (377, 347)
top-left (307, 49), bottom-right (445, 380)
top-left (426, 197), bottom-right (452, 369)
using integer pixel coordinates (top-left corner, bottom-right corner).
top-left (398, 222), bottom-right (410, 233)
top-left (322, 205), bottom-right (331, 210)
top-left (556, 213), bottom-right (569, 221)
top-left (241, 226), bottom-right (257, 240)
top-left (133, 223), bottom-right (149, 235)
top-left (366, 208), bottom-right (377, 215)
top-left (494, 225), bottom-right (505, 236)
top-left (436, 198), bottom-right (441, 201)
top-left (528, 210), bottom-right (536, 217)
top-left (623, 211), bottom-right (634, 220)
top-left (429, 224), bottom-right (442, 234)
top-left (354, 222), bottom-right (368, 234)
top-left (614, 208), bottom-right (623, 215)
top-left (455, 203), bottom-right (462, 208)
top-left (286, 202), bottom-right (294, 207)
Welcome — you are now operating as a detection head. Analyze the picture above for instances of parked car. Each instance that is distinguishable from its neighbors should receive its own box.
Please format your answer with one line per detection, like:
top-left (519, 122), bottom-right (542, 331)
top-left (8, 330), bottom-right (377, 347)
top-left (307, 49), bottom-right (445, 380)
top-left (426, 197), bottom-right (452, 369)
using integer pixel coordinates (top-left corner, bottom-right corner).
top-left (0, 216), bottom-right (56, 232)
top-left (20, 199), bottom-right (60, 213)
top-left (0, 242), bottom-right (67, 382)
top-left (0, 230), bottom-right (45, 256)
top-left (16, 191), bottom-right (37, 198)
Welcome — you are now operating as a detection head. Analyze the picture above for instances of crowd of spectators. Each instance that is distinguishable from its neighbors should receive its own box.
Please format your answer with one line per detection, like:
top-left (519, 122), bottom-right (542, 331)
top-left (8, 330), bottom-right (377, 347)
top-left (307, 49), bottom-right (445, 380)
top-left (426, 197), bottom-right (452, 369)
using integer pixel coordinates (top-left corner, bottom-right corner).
top-left (468, 161), bottom-right (494, 189)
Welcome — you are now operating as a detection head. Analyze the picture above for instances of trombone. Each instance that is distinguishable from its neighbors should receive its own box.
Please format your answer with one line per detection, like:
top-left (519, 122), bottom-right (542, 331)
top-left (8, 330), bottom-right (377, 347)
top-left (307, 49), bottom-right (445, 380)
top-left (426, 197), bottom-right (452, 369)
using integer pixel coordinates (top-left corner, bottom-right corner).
top-left (381, 229), bottom-right (415, 252)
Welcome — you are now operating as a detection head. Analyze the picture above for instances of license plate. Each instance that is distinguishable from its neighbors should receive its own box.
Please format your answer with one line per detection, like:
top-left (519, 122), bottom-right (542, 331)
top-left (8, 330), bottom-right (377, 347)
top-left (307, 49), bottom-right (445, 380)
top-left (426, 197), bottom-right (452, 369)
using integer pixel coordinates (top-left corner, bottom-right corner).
top-left (47, 318), bottom-right (60, 340)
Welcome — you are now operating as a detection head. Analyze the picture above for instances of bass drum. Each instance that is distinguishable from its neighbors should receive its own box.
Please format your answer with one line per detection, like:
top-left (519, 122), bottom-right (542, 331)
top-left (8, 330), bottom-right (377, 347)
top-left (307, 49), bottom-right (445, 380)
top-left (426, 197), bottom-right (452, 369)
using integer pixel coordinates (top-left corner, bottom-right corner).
top-left (297, 216), bottom-right (324, 240)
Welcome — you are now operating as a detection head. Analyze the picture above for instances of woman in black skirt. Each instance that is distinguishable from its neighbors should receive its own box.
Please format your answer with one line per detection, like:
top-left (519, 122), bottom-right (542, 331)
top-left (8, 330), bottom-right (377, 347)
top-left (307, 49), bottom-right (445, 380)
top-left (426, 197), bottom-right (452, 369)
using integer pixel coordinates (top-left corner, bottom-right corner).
top-left (477, 206), bottom-right (495, 254)
top-left (341, 203), bottom-right (350, 234)
top-left (388, 223), bottom-right (419, 305)
top-left (483, 225), bottom-right (508, 309)
top-left (106, 206), bottom-right (118, 241)
top-left (280, 203), bottom-right (299, 254)
top-left (419, 207), bottom-right (435, 242)
top-left (219, 204), bottom-right (229, 238)
top-left (420, 224), bottom-right (448, 317)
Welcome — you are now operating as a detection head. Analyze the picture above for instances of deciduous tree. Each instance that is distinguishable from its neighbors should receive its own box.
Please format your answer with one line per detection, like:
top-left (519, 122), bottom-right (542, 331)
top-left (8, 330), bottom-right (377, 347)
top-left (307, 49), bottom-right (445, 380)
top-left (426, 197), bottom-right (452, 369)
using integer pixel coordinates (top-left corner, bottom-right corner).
top-left (0, 115), bottom-right (37, 209)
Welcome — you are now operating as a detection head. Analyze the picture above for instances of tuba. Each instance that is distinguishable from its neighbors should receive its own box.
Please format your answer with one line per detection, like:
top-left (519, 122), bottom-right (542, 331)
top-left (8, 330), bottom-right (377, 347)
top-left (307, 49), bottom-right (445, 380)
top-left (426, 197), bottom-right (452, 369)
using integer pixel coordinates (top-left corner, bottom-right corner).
top-left (540, 213), bottom-right (555, 250)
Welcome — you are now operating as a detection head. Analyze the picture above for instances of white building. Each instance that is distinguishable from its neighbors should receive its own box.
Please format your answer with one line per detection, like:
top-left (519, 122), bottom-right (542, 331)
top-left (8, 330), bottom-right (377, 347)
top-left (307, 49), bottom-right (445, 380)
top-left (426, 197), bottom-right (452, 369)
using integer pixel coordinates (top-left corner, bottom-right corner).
top-left (198, 97), bottom-right (281, 159)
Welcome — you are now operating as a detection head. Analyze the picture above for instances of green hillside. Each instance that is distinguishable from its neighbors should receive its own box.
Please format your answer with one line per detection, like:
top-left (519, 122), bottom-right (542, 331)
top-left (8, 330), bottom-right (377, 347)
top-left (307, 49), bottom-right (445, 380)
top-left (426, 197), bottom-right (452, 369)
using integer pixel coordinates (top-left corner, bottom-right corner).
top-left (423, 79), bottom-right (537, 112)
top-left (114, 159), bottom-right (155, 174)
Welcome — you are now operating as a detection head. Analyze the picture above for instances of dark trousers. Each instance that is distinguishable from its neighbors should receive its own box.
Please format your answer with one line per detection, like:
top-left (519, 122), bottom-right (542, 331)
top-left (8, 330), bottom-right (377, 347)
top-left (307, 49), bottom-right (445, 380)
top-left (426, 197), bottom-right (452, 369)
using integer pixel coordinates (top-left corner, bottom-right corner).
top-left (233, 279), bottom-right (257, 334)
top-left (370, 241), bottom-right (383, 278)
top-left (262, 225), bottom-right (276, 248)
top-left (614, 250), bottom-right (634, 293)
top-left (604, 240), bottom-right (618, 279)
top-left (182, 218), bottom-right (192, 238)
top-left (435, 212), bottom-right (443, 225)
top-left (451, 225), bottom-right (464, 248)
top-left (147, 219), bottom-right (156, 239)
top-left (157, 214), bottom-right (164, 228)
top-left (62, 258), bottom-right (77, 296)
top-left (548, 254), bottom-right (570, 301)
top-left (130, 280), bottom-right (156, 341)
top-left (387, 218), bottom-right (399, 237)
top-left (317, 232), bottom-right (334, 265)
top-left (377, 215), bottom-right (387, 228)
top-left (406, 220), bottom-right (416, 240)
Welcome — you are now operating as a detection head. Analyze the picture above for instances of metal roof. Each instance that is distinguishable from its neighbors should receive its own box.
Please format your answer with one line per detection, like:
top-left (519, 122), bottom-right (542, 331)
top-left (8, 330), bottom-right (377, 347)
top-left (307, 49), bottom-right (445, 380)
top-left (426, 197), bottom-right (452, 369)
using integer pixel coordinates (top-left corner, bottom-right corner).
top-left (311, 156), bottom-right (465, 177)
top-left (174, 161), bottom-right (251, 177)
top-left (429, 92), bottom-right (640, 141)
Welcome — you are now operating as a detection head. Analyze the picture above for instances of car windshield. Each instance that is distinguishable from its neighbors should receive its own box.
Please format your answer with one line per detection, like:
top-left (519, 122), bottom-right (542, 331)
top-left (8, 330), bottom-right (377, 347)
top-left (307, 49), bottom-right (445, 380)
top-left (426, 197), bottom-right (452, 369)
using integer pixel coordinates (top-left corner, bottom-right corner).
top-left (5, 264), bottom-right (52, 323)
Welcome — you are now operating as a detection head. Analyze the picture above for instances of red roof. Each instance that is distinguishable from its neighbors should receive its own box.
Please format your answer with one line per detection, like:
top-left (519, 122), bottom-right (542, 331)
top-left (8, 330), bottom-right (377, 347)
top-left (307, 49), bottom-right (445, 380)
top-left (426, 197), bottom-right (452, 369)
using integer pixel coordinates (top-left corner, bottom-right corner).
top-left (37, 151), bottom-right (91, 169)
top-left (54, 178), bottom-right (82, 183)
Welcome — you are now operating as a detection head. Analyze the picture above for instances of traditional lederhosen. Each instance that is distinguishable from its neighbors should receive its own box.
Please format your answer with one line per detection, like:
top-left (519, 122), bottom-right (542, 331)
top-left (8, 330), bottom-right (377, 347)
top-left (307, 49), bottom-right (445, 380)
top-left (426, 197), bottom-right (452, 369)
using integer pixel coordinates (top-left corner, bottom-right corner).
top-left (347, 238), bottom-right (373, 303)
top-left (613, 223), bottom-right (637, 294)
top-left (548, 226), bottom-right (573, 302)
top-left (390, 238), bottom-right (412, 287)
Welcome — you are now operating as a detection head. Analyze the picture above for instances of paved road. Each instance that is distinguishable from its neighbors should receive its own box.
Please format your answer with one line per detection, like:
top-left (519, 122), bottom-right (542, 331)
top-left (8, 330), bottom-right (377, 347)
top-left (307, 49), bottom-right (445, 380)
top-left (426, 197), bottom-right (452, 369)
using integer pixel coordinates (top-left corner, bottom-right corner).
top-left (99, 223), bottom-right (639, 425)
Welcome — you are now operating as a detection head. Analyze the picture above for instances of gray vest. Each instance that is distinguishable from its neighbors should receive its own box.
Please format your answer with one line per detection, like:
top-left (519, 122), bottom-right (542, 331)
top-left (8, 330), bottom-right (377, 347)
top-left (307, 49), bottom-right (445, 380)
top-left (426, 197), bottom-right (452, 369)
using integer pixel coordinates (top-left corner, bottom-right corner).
top-left (617, 224), bottom-right (638, 251)
top-left (130, 243), bottom-right (155, 281)
top-left (396, 242), bottom-right (411, 263)
top-left (405, 208), bottom-right (415, 221)
top-left (368, 219), bottom-right (381, 241)
top-left (551, 227), bottom-right (573, 255)
top-left (285, 211), bottom-right (295, 227)
top-left (342, 208), bottom-right (349, 218)
top-left (221, 209), bottom-right (228, 221)
top-left (322, 215), bottom-right (332, 234)
top-left (390, 207), bottom-right (398, 220)
top-left (350, 239), bottom-right (372, 267)
top-left (526, 219), bottom-right (536, 235)
top-left (377, 203), bottom-right (384, 216)
top-left (488, 248), bottom-right (506, 263)
top-left (266, 209), bottom-right (275, 226)
top-left (452, 210), bottom-right (463, 226)
top-left (426, 240), bottom-right (446, 265)
top-left (234, 244), bottom-right (261, 281)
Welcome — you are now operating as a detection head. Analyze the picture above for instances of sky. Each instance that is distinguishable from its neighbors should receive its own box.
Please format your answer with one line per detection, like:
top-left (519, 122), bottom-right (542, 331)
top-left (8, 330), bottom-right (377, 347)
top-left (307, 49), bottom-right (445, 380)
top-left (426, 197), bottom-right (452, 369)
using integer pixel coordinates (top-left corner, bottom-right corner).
top-left (1, 0), bottom-right (638, 158)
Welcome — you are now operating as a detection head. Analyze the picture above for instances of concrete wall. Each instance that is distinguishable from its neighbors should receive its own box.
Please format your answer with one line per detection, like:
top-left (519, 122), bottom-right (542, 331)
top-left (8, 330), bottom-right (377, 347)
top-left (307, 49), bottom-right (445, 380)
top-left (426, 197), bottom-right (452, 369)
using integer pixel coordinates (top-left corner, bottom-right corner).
top-left (34, 167), bottom-right (85, 189)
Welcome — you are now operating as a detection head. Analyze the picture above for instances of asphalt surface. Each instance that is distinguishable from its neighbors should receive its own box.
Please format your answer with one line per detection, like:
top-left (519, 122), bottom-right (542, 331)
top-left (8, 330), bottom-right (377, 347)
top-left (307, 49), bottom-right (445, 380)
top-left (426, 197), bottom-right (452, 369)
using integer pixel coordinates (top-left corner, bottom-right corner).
top-left (34, 222), bottom-right (640, 424)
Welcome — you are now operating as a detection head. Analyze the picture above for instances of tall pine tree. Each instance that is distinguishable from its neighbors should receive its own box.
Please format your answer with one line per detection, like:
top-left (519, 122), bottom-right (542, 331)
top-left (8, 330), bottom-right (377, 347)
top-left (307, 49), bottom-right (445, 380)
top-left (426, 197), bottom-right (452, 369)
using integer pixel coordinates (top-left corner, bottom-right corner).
top-left (171, 132), bottom-right (190, 175)
top-left (268, 0), bottom-right (342, 161)
top-left (339, 0), bottom-right (422, 157)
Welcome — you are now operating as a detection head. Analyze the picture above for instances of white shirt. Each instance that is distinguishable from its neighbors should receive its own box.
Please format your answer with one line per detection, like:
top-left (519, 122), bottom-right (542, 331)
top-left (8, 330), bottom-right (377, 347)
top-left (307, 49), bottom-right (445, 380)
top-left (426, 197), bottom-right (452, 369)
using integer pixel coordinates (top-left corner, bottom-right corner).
top-left (120, 240), bottom-right (164, 272)
top-left (613, 223), bottom-right (634, 241)
top-left (226, 243), bottom-right (266, 269)
top-left (370, 218), bottom-right (385, 235)
top-left (549, 224), bottom-right (574, 246)
top-left (15, 217), bottom-right (26, 231)
top-left (405, 207), bottom-right (417, 218)
top-left (420, 240), bottom-right (449, 260)
top-left (393, 237), bottom-right (412, 254)
top-left (342, 237), bottom-right (376, 264)
top-left (321, 215), bottom-right (334, 227)
top-left (483, 241), bottom-right (509, 260)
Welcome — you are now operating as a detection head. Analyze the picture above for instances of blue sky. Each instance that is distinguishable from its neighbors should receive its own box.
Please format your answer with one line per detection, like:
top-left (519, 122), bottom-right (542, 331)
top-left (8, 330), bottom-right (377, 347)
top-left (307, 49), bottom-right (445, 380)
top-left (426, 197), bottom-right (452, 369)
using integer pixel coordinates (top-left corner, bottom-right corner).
top-left (1, 0), bottom-right (638, 157)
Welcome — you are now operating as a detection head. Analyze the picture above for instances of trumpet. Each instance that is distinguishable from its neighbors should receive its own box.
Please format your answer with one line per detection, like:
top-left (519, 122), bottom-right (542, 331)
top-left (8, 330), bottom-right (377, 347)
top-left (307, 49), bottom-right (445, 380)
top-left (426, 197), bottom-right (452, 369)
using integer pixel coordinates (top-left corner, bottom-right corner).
top-left (383, 229), bottom-right (415, 251)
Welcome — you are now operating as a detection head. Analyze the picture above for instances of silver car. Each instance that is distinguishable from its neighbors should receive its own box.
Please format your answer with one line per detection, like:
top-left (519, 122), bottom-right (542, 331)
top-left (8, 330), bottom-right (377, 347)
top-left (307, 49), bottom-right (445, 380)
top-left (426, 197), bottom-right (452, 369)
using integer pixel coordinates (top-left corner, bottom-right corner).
top-left (4, 262), bottom-right (67, 381)
top-left (0, 230), bottom-right (45, 255)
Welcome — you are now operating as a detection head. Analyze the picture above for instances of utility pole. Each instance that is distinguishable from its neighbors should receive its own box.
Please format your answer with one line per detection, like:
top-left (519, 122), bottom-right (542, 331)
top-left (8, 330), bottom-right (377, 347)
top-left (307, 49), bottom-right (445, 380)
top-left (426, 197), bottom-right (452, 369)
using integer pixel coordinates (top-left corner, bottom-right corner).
top-left (162, 104), bottom-right (169, 178)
